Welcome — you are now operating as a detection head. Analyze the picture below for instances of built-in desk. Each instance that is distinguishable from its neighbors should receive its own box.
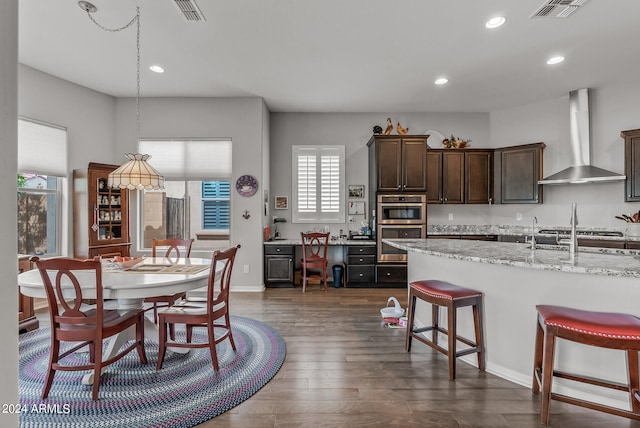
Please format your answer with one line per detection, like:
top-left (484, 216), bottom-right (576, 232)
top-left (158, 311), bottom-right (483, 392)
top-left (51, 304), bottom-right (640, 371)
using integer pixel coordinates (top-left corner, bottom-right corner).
top-left (264, 239), bottom-right (388, 288)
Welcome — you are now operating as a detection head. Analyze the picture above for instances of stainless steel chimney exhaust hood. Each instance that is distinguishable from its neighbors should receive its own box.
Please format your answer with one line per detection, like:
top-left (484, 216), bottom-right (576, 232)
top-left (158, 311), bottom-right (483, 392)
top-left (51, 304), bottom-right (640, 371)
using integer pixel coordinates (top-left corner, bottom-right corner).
top-left (538, 88), bottom-right (626, 185)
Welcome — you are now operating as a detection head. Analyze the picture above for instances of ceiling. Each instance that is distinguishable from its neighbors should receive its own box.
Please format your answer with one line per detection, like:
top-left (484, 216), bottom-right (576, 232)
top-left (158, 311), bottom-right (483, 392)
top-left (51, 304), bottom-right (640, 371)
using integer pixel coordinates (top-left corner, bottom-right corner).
top-left (18, 0), bottom-right (640, 113)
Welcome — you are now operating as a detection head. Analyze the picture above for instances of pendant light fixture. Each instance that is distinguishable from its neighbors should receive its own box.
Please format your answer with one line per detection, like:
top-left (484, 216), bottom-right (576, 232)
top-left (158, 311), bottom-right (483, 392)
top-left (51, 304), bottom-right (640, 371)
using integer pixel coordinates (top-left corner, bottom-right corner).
top-left (78, 1), bottom-right (164, 190)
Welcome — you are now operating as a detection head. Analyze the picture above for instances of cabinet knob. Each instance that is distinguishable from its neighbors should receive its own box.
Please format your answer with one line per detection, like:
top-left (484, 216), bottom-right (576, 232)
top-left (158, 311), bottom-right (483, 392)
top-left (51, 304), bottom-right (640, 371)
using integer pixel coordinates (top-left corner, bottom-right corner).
top-left (359, 248), bottom-right (363, 252)
top-left (359, 273), bottom-right (364, 277)
top-left (444, 198), bottom-right (448, 201)
top-left (276, 248), bottom-right (281, 252)
top-left (386, 272), bottom-right (391, 276)
top-left (359, 258), bottom-right (364, 262)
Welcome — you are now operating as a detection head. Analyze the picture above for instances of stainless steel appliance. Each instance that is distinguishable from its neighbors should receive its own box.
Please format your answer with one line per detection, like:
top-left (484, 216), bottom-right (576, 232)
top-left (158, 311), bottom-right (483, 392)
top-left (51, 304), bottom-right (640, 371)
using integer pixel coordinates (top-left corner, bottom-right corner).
top-left (376, 194), bottom-right (427, 262)
top-left (378, 194), bottom-right (427, 224)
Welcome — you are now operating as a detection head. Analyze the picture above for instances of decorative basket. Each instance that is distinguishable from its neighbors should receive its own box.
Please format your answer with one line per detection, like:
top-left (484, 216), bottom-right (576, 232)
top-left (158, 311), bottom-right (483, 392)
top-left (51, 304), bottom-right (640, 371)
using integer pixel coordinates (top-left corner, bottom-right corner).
top-left (380, 296), bottom-right (404, 319)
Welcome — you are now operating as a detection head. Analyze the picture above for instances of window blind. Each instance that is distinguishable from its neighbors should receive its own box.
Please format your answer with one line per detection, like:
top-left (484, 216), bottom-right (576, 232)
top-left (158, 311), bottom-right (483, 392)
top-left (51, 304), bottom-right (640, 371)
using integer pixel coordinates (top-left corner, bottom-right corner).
top-left (292, 145), bottom-right (345, 223)
top-left (139, 139), bottom-right (232, 180)
top-left (18, 118), bottom-right (67, 176)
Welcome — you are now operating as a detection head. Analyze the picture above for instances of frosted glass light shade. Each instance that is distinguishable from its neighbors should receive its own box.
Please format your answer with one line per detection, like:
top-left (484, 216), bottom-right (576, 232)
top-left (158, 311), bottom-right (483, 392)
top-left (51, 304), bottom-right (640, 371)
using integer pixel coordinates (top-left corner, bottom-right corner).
top-left (108, 153), bottom-right (165, 190)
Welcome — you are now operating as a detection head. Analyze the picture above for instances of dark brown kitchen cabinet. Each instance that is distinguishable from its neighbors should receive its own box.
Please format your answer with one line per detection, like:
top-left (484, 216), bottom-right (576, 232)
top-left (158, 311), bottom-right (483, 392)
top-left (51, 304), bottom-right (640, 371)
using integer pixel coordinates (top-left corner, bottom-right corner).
top-left (442, 150), bottom-right (465, 203)
top-left (428, 149), bottom-right (492, 204)
top-left (73, 163), bottom-right (131, 259)
top-left (495, 143), bottom-right (545, 204)
top-left (264, 245), bottom-right (294, 287)
top-left (346, 245), bottom-right (376, 287)
top-left (426, 150), bottom-right (443, 203)
top-left (369, 135), bottom-right (428, 192)
top-left (465, 150), bottom-right (493, 204)
top-left (622, 129), bottom-right (640, 202)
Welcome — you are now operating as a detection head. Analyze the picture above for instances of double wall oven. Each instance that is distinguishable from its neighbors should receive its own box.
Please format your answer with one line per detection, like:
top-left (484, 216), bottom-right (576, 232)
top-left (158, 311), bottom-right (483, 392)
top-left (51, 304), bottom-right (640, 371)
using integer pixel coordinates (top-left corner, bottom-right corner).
top-left (376, 194), bottom-right (427, 262)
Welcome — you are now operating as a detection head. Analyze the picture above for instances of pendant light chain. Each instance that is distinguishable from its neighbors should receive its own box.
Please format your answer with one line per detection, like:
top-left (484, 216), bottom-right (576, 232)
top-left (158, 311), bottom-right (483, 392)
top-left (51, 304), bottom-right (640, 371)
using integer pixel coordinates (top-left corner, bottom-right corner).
top-left (83, 7), bottom-right (141, 141)
top-left (80, 2), bottom-right (164, 190)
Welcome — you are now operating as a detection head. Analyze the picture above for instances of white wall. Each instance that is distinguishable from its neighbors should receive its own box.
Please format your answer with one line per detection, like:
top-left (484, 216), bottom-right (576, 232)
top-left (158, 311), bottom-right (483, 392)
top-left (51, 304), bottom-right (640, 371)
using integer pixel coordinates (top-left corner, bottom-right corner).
top-left (489, 83), bottom-right (640, 229)
top-left (1, 0), bottom-right (19, 424)
top-left (270, 84), bottom-right (640, 232)
top-left (18, 65), bottom-right (117, 257)
top-left (115, 97), bottom-right (268, 291)
top-left (270, 112), bottom-right (489, 237)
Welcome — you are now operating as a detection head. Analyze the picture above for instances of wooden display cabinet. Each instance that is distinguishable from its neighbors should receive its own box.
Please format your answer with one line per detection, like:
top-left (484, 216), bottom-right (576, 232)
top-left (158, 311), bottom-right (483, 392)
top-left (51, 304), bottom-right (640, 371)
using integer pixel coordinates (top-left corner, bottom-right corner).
top-left (18, 256), bottom-right (39, 333)
top-left (74, 163), bottom-right (131, 259)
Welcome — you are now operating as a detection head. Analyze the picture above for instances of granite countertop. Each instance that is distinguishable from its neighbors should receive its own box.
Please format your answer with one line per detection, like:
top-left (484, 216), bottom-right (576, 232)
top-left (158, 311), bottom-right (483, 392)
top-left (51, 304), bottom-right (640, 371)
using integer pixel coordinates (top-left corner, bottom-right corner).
top-left (264, 238), bottom-right (375, 246)
top-left (427, 224), bottom-right (637, 241)
top-left (383, 238), bottom-right (640, 278)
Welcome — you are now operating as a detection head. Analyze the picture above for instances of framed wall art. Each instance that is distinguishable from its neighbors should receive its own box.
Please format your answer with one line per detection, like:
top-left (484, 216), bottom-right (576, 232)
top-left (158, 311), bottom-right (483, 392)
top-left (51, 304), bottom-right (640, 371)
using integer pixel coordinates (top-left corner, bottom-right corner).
top-left (274, 196), bottom-right (288, 210)
top-left (348, 184), bottom-right (365, 198)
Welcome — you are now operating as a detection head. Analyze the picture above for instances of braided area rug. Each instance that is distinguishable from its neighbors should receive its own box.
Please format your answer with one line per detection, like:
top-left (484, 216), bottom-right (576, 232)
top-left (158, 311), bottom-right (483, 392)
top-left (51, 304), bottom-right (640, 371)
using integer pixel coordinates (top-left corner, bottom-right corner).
top-left (18, 316), bottom-right (285, 427)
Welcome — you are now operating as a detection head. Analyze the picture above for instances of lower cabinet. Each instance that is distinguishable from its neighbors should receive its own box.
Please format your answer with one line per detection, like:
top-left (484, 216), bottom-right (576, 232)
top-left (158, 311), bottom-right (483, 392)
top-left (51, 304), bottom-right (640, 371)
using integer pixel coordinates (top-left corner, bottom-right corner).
top-left (264, 245), bottom-right (294, 287)
top-left (18, 257), bottom-right (39, 334)
top-left (375, 264), bottom-right (407, 287)
top-left (346, 245), bottom-right (376, 287)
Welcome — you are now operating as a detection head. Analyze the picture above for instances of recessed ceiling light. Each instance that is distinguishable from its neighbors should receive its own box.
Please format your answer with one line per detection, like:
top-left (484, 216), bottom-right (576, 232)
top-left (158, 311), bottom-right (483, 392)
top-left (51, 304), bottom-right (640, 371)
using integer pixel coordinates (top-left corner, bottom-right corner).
top-left (485, 16), bottom-right (506, 29)
top-left (435, 78), bottom-right (449, 85)
top-left (149, 65), bottom-right (165, 73)
top-left (546, 56), bottom-right (565, 65)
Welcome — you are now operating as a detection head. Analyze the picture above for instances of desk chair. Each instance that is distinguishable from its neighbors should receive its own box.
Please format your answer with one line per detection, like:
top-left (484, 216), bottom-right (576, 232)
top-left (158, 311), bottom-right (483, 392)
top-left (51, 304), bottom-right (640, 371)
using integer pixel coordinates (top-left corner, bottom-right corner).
top-left (144, 238), bottom-right (194, 323)
top-left (32, 256), bottom-right (147, 401)
top-left (300, 232), bottom-right (330, 292)
top-left (157, 245), bottom-right (240, 371)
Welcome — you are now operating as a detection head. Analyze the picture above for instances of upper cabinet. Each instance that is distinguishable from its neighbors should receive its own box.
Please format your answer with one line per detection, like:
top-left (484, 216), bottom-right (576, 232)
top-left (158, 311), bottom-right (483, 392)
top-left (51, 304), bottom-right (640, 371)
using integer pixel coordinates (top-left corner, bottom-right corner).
top-left (495, 143), bottom-right (545, 204)
top-left (622, 129), bottom-right (640, 202)
top-left (427, 149), bottom-right (493, 204)
top-left (73, 163), bottom-right (131, 259)
top-left (368, 135), bottom-right (428, 192)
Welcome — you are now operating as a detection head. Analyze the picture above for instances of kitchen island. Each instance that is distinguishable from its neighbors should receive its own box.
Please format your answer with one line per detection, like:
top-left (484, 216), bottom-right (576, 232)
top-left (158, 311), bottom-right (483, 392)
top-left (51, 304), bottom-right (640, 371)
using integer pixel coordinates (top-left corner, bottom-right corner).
top-left (383, 238), bottom-right (640, 412)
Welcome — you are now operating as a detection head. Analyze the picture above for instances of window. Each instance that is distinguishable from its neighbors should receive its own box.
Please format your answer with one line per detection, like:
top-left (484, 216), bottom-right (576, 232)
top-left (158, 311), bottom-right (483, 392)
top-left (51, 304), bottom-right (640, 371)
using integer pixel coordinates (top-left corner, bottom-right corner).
top-left (138, 140), bottom-right (232, 251)
top-left (17, 118), bottom-right (67, 256)
top-left (292, 145), bottom-right (345, 223)
top-left (202, 181), bottom-right (230, 230)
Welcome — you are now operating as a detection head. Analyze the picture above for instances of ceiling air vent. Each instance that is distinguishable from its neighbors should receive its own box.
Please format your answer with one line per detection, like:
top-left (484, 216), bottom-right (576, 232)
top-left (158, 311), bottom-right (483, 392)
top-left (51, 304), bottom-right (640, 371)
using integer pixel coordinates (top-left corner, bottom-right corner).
top-left (530, 0), bottom-right (588, 18)
top-left (173, 0), bottom-right (206, 22)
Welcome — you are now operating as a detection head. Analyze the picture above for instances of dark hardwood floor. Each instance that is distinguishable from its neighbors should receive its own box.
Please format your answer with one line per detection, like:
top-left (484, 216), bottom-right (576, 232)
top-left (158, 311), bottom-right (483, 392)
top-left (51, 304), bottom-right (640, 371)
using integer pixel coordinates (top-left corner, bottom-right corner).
top-left (31, 287), bottom-right (640, 427)
top-left (197, 287), bottom-right (640, 428)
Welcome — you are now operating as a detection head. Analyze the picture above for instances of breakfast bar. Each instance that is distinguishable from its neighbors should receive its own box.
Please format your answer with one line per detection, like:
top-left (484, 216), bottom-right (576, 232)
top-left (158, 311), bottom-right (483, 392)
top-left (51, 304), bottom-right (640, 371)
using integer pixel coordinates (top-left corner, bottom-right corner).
top-left (383, 238), bottom-right (640, 412)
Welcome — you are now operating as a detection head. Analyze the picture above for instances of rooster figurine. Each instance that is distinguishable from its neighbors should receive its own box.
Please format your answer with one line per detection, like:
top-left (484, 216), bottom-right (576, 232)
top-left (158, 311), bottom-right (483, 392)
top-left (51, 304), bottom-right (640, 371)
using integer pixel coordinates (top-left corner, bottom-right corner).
top-left (383, 118), bottom-right (393, 135)
top-left (397, 122), bottom-right (409, 135)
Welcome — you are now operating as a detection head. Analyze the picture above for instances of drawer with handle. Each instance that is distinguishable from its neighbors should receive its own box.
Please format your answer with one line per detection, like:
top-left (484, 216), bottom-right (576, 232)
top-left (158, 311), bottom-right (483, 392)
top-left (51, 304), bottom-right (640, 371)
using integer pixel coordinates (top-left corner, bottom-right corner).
top-left (375, 265), bottom-right (407, 284)
top-left (347, 245), bottom-right (376, 256)
top-left (347, 255), bottom-right (376, 265)
top-left (264, 245), bottom-right (294, 256)
top-left (347, 265), bottom-right (375, 283)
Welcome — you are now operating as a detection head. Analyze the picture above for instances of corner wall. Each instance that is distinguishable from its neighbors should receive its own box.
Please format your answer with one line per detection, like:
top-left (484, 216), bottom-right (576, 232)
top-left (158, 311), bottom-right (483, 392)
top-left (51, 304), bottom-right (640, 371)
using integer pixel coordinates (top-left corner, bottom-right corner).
top-left (115, 97), bottom-right (267, 291)
top-left (0, 0), bottom-right (19, 424)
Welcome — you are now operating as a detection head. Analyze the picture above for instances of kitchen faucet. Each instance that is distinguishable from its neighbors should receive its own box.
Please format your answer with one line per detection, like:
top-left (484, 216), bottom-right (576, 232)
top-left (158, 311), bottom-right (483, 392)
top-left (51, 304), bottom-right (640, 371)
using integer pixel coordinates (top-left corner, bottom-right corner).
top-left (530, 216), bottom-right (537, 250)
top-left (557, 202), bottom-right (578, 261)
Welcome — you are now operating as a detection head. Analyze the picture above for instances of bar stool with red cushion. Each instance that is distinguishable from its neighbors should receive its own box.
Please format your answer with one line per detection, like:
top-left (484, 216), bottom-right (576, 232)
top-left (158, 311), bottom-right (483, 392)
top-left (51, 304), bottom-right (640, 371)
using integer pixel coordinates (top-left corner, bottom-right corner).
top-left (405, 279), bottom-right (485, 380)
top-left (533, 305), bottom-right (640, 425)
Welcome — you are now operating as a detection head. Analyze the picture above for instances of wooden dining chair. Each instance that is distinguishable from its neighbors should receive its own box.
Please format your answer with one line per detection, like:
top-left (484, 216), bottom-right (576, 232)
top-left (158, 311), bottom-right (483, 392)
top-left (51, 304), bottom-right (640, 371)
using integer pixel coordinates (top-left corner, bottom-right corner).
top-left (300, 232), bottom-right (330, 292)
top-left (32, 256), bottom-right (147, 401)
top-left (144, 238), bottom-right (194, 323)
top-left (156, 245), bottom-right (241, 371)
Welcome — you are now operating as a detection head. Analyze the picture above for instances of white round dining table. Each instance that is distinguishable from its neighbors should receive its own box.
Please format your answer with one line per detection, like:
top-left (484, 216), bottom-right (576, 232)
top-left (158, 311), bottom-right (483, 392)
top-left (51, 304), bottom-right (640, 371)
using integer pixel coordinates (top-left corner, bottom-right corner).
top-left (18, 256), bottom-right (218, 385)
